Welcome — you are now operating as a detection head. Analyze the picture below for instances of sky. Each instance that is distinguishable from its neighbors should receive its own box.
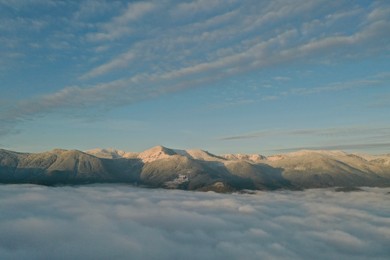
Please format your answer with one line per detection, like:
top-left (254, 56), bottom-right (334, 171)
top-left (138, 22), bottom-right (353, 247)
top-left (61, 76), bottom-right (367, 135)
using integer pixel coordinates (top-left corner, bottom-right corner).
top-left (0, 0), bottom-right (389, 155)
top-left (0, 184), bottom-right (389, 259)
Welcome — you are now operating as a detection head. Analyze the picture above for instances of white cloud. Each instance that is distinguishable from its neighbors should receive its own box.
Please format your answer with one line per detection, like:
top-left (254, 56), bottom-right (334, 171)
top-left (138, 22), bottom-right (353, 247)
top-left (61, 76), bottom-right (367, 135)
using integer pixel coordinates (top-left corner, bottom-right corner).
top-left (367, 4), bottom-right (390, 22)
top-left (80, 50), bottom-right (135, 79)
top-left (173, 0), bottom-right (237, 17)
top-left (0, 185), bottom-right (389, 259)
top-left (219, 126), bottom-right (390, 140)
top-left (86, 2), bottom-right (156, 42)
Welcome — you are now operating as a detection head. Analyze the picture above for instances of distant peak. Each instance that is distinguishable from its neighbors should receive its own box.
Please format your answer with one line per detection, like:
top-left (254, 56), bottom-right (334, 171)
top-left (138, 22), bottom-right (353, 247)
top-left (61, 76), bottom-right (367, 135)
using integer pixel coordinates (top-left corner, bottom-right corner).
top-left (266, 149), bottom-right (349, 161)
top-left (184, 149), bottom-right (225, 161)
top-left (138, 145), bottom-right (177, 162)
top-left (85, 148), bottom-right (138, 159)
top-left (222, 153), bottom-right (266, 162)
top-left (288, 150), bottom-right (347, 157)
top-left (144, 145), bottom-right (176, 154)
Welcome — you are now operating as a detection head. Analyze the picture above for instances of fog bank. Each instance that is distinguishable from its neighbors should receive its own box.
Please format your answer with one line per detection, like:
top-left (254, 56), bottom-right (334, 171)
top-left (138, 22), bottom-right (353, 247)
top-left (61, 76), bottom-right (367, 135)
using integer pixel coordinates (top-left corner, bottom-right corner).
top-left (0, 185), bottom-right (389, 259)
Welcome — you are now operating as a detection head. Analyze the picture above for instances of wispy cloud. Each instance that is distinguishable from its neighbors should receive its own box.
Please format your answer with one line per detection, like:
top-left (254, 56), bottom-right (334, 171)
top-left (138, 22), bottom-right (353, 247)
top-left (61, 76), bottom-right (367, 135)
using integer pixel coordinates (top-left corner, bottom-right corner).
top-left (81, 0), bottom-right (390, 81)
top-left (205, 99), bottom-right (255, 110)
top-left (219, 126), bottom-right (390, 154)
top-left (271, 142), bottom-right (390, 153)
top-left (80, 50), bottom-right (135, 79)
top-left (266, 72), bottom-right (390, 98)
top-left (274, 76), bottom-right (291, 81)
top-left (73, 0), bottom-right (122, 20)
top-left (1, 1), bottom-right (389, 136)
top-left (86, 2), bottom-right (156, 42)
top-left (219, 126), bottom-right (390, 140)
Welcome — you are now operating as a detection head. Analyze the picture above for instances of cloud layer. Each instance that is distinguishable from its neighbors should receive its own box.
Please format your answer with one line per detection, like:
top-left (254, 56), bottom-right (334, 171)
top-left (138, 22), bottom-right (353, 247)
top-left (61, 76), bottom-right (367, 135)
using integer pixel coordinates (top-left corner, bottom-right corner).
top-left (0, 185), bottom-right (389, 259)
top-left (1, 0), bottom-right (389, 136)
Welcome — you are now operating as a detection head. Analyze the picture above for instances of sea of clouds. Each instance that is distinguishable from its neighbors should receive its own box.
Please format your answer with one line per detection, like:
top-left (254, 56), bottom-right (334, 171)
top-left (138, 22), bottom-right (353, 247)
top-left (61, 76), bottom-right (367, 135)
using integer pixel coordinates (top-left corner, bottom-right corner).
top-left (0, 184), bottom-right (389, 259)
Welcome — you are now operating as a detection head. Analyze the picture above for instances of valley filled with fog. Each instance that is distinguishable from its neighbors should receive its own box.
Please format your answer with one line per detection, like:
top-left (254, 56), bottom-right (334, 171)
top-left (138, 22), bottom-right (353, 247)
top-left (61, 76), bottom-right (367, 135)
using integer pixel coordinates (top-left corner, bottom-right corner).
top-left (0, 184), bottom-right (389, 259)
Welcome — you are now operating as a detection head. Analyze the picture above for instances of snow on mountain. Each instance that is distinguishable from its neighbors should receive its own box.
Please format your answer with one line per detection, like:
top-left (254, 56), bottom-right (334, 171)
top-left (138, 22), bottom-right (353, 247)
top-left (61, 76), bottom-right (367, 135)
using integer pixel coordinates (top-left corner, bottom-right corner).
top-left (222, 153), bottom-right (266, 163)
top-left (137, 146), bottom-right (177, 163)
top-left (184, 149), bottom-right (225, 161)
top-left (85, 148), bottom-right (138, 159)
top-left (266, 150), bottom-right (347, 161)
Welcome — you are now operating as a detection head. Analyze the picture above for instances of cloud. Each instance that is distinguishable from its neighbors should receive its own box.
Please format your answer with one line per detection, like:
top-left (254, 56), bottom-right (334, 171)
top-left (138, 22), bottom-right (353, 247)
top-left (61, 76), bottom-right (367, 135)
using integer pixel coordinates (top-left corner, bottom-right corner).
top-left (80, 50), bottom-right (135, 79)
top-left (290, 77), bottom-right (386, 96)
top-left (73, 0), bottom-right (121, 20)
top-left (1, 1), bottom-right (390, 136)
top-left (172, 0), bottom-right (237, 18)
top-left (272, 142), bottom-right (390, 153)
top-left (274, 76), bottom-right (291, 81)
top-left (0, 71), bottom-right (213, 124)
top-left (82, 0), bottom-right (390, 80)
top-left (0, 185), bottom-right (389, 259)
top-left (219, 126), bottom-right (390, 141)
top-left (0, 0), bottom-right (63, 10)
top-left (204, 99), bottom-right (255, 110)
top-left (86, 2), bottom-right (156, 42)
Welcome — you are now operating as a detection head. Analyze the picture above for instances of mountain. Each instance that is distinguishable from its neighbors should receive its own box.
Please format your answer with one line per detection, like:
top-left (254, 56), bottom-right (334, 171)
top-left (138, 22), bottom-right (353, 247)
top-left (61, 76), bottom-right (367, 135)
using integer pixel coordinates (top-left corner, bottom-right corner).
top-left (85, 148), bottom-right (138, 159)
top-left (0, 149), bottom-right (141, 185)
top-left (1, 146), bottom-right (389, 192)
top-left (266, 150), bottom-right (390, 188)
top-left (222, 153), bottom-right (266, 163)
top-left (137, 145), bottom-right (177, 163)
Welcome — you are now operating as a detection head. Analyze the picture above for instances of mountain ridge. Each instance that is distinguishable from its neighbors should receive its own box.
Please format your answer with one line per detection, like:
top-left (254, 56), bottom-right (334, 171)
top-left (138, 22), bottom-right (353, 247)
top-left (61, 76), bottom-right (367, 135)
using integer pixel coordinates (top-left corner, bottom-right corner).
top-left (1, 146), bottom-right (389, 192)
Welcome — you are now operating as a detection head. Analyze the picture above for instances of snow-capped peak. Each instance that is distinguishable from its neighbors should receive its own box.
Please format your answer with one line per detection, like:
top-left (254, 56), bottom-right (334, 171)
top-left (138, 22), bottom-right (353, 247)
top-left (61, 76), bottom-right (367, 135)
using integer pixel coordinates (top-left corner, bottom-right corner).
top-left (137, 145), bottom-right (177, 163)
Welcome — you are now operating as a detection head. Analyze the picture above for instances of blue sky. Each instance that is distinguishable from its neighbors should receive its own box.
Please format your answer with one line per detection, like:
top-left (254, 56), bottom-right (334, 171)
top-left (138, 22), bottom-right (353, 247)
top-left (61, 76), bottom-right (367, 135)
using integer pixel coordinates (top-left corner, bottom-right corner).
top-left (0, 0), bottom-right (389, 155)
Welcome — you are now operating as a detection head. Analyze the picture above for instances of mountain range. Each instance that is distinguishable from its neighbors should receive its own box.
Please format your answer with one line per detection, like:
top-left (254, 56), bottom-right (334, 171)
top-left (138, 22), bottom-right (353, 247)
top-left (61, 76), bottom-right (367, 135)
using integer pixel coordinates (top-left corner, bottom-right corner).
top-left (1, 146), bottom-right (389, 192)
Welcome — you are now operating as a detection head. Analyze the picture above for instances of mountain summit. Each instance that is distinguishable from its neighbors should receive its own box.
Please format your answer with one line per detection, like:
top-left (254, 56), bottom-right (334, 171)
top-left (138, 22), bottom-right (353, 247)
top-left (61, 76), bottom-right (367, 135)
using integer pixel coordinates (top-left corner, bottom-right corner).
top-left (137, 146), bottom-right (177, 163)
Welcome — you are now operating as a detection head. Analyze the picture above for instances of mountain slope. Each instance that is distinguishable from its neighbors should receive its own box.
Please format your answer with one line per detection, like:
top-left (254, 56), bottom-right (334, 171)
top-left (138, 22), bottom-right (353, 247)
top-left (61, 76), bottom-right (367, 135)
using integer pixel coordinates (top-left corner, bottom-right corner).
top-left (266, 150), bottom-right (390, 188)
top-left (0, 149), bottom-right (142, 184)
